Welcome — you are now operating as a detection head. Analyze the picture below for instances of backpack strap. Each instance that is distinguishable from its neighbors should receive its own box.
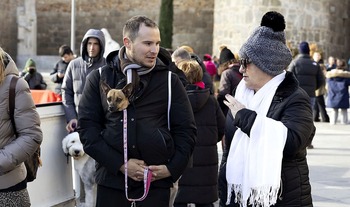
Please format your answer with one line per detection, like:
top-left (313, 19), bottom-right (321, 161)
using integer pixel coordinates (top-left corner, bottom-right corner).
top-left (9, 76), bottom-right (19, 137)
top-left (167, 71), bottom-right (171, 130)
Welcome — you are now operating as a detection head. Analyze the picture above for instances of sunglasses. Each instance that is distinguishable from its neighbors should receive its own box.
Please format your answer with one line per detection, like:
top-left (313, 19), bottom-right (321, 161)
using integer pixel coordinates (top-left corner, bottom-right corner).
top-left (239, 58), bottom-right (251, 69)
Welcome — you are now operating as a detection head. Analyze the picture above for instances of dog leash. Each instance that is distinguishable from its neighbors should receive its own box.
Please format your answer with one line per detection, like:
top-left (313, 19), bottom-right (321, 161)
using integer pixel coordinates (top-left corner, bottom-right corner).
top-left (123, 109), bottom-right (152, 207)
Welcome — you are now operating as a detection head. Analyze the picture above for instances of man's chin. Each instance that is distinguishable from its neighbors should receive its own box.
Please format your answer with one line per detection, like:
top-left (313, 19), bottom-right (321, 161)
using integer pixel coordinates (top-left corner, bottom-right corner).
top-left (143, 62), bottom-right (156, 69)
top-left (89, 54), bottom-right (98, 58)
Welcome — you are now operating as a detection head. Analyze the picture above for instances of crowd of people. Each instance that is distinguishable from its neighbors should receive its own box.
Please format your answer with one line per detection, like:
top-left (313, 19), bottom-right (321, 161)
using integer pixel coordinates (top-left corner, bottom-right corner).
top-left (1, 10), bottom-right (349, 207)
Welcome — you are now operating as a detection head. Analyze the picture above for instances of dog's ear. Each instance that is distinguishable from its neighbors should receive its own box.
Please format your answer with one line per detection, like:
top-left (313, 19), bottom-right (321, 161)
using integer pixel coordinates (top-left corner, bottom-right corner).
top-left (100, 81), bottom-right (111, 95)
top-left (62, 135), bottom-right (69, 154)
top-left (122, 83), bottom-right (134, 98)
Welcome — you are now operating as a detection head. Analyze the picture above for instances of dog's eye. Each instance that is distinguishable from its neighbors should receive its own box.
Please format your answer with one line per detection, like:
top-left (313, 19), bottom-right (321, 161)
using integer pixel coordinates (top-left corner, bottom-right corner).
top-left (115, 97), bottom-right (121, 102)
top-left (107, 97), bottom-right (111, 102)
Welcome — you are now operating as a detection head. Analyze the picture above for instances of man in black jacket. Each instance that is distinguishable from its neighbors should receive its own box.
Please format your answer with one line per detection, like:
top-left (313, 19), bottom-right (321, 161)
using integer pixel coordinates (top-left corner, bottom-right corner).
top-left (50, 45), bottom-right (75, 95)
top-left (288, 41), bottom-right (324, 148)
top-left (77, 15), bottom-right (196, 207)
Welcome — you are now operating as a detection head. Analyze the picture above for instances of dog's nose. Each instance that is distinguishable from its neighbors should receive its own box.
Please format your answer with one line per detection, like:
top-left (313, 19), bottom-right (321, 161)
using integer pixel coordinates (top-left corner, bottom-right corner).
top-left (108, 106), bottom-right (115, 112)
top-left (74, 150), bottom-right (80, 155)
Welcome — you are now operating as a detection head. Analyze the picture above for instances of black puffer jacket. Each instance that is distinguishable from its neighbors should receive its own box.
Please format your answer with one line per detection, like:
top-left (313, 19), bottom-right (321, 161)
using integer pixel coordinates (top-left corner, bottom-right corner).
top-left (175, 85), bottom-right (225, 204)
top-left (221, 72), bottom-right (314, 207)
top-left (288, 54), bottom-right (324, 97)
top-left (77, 50), bottom-right (196, 193)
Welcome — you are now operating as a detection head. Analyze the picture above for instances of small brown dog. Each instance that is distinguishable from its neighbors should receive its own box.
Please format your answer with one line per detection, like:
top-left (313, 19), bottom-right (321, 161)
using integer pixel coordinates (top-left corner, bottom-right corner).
top-left (100, 81), bottom-right (134, 112)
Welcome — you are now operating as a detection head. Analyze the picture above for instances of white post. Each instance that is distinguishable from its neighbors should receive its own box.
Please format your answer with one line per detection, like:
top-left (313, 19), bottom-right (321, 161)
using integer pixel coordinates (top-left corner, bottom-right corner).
top-left (71, 0), bottom-right (76, 54)
top-left (17, 0), bottom-right (37, 56)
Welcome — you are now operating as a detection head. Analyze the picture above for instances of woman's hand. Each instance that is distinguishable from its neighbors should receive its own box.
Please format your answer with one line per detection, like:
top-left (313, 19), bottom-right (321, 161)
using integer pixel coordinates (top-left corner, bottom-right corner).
top-left (223, 94), bottom-right (245, 118)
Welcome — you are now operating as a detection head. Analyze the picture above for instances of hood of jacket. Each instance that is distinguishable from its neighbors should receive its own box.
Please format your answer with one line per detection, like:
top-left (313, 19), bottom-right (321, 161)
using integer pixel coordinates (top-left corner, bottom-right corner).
top-left (80, 29), bottom-right (105, 65)
top-left (3, 54), bottom-right (19, 77)
top-left (326, 68), bottom-right (350, 79)
top-left (186, 85), bottom-right (210, 113)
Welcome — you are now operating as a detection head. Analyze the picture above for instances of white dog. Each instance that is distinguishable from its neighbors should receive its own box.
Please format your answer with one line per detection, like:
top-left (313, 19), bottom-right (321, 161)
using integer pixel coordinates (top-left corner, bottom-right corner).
top-left (62, 132), bottom-right (96, 207)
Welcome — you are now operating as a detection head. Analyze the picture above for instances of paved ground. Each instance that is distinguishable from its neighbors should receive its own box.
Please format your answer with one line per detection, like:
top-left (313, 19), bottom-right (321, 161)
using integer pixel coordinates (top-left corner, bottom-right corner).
top-left (307, 119), bottom-right (350, 207)
top-left (209, 109), bottom-right (350, 207)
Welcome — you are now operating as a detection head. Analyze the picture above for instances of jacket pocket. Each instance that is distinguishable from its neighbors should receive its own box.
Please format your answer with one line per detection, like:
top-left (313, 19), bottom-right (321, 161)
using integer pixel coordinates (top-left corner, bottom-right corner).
top-left (138, 127), bottom-right (174, 165)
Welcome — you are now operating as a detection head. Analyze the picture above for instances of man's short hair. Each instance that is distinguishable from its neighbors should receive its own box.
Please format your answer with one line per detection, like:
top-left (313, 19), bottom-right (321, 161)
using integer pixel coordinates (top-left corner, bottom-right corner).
top-left (59, 45), bottom-right (73, 57)
top-left (172, 48), bottom-right (191, 62)
top-left (123, 15), bottom-right (158, 42)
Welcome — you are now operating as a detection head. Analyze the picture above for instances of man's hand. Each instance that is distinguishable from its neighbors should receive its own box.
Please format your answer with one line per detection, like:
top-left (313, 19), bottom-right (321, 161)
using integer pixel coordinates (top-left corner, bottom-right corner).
top-left (57, 71), bottom-right (65, 78)
top-left (148, 165), bottom-right (171, 182)
top-left (120, 159), bottom-right (147, 182)
top-left (66, 119), bottom-right (77, 132)
top-left (223, 94), bottom-right (245, 118)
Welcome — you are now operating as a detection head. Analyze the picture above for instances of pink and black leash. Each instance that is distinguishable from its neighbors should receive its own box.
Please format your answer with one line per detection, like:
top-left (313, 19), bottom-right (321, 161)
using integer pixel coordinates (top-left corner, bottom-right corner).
top-left (123, 109), bottom-right (152, 207)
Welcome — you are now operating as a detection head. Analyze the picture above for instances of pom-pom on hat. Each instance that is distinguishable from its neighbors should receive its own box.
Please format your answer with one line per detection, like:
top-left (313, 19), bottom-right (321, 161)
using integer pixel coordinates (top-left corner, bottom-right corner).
top-left (239, 11), bottom-right (292, 76)
top-left (219, 46), bottom-right (235, 65)
top-left (299, 41), bottom-right (310, 55)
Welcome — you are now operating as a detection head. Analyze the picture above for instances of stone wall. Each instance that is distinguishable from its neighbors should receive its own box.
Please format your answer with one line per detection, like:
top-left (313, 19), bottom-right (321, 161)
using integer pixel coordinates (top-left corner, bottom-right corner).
top-left (213, 0), bottom-right (350, 60)
top-left (36, 0), bottom-right (163, 56)
top-left (1, 0), bottom-right (349, 68)
top-left (0, 0), bottom-right (22, 57)
top-left (173, 0), bottom-right (214, 55)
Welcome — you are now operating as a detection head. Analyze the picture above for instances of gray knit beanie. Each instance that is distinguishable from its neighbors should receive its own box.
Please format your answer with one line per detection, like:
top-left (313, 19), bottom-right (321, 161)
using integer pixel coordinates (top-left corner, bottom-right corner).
top-left (239, 11), bottom-right (292, 76)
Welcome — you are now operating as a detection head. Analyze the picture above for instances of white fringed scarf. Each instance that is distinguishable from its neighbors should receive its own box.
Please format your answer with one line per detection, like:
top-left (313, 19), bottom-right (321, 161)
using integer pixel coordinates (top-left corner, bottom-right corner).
top-left (226, 71), bottom-right (288, 207)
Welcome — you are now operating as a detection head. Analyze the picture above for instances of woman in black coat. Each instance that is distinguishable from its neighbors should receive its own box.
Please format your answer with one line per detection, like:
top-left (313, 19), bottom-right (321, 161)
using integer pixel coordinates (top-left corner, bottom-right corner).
top-left (222, 11), bottom-right (314, 207)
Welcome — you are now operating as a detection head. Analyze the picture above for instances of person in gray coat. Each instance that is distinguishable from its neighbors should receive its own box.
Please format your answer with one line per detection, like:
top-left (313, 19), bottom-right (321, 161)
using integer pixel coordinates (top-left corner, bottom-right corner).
top-left (61, 28), bottom-right (106, 132)
top-left (0, 47), bottom-right (43, 206)
top-left (61, 28), bottom-right (105, 204)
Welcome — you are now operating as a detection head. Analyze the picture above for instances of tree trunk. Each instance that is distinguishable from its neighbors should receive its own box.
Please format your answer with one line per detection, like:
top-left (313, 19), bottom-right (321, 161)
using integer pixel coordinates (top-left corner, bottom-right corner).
top-left (159, 0), bottom-right (173, 49)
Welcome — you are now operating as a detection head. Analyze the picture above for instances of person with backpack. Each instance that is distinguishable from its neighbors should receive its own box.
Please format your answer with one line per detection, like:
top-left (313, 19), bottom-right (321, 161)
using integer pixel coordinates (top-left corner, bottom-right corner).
top-left (77, 15), bottom-right (196, 207)
top-left (0, 47), bottom-right (43, 206)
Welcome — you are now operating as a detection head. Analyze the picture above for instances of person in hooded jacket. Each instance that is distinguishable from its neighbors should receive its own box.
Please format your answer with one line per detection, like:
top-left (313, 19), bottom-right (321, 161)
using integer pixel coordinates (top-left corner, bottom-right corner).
top-left (0, 47), bottom-right (42, 206)
top-left (174, 60), bottom-right (225, 207)
top-left (77, 15), bottom-right (196, 207)
top-left (61, 28), bottom-right (105, 204)
top-left (20, 58), bottom-right (47, 90)
top-left (61, 28), bottom-right (106, 132)
top-left (101, 28), bottom-right (120, 58)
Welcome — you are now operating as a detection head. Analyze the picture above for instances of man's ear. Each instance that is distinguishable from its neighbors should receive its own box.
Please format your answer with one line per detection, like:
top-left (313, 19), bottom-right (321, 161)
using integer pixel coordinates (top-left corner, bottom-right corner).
top-left (123, 37), bottom-right (131, 49)
top-left (100, 81), bottom-right (111, 95)
top-left (122, 83), bottom-right (134, 98)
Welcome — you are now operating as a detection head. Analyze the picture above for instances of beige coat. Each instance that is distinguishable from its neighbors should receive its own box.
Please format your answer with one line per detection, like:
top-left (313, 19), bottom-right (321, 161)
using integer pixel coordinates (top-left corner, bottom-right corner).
top-left (0, 57), bottom-right (42, 189)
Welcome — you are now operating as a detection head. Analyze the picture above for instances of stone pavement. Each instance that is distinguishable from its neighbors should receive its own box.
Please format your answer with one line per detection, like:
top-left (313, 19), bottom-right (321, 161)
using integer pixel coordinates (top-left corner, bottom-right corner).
top-left (307, 120), bottom-right (350, 207)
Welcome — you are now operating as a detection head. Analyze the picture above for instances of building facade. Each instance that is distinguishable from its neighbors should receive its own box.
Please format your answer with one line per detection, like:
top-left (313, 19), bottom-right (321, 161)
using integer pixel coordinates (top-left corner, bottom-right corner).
top-left (0, 0), bottom-right (349, 69)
